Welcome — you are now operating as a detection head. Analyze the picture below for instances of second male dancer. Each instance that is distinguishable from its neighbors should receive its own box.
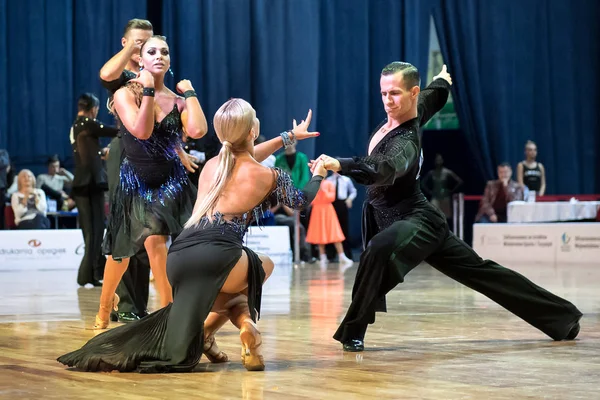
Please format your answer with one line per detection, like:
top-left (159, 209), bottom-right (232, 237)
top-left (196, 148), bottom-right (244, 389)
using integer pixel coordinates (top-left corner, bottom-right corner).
top-left (99, 19), bottom-right (154, 322)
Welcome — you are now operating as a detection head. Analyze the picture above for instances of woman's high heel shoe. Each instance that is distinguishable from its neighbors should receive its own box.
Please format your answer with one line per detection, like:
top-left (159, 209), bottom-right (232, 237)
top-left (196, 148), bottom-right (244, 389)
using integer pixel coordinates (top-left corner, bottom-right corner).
top-left (203, 334), bottom-right (229, 363)
top-left (93, 294), bottom-right (120, 330)
top-left (239, 320), bottom-right (265, 371)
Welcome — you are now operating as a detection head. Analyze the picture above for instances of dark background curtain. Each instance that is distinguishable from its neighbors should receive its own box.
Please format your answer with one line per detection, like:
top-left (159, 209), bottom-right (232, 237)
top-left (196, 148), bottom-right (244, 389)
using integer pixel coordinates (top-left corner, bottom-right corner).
top-left (0, 0), bottom-right (147, 167)
top-left (158, 0), bottom-right (434, 245)
top-left (1, 0), bottom-right (598, 246)
top-left (434, 0), bottom-right (600, 195)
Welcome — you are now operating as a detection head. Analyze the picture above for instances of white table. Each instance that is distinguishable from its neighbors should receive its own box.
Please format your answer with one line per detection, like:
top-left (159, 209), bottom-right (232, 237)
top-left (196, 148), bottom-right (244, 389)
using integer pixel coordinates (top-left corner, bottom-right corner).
top-left (507, 201), bottom-right (600, 223)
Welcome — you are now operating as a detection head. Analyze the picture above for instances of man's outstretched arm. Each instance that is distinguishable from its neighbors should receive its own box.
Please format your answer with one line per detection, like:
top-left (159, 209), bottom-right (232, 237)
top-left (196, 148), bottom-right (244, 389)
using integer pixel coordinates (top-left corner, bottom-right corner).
top-left (418, 65), bottom-right (453, 127)
top-left (311, 135), bottom-right (419, 187)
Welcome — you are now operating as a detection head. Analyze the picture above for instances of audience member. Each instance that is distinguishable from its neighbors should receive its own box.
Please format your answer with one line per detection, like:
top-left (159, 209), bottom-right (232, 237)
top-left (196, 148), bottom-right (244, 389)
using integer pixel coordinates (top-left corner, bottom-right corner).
top-left (273, 142), bottom-right (313, 261)
top-left (422, 154), bottom-right (463, 225)
top-left (255, 135), bottom-right (276, 168)
top-left (325, 171), bottom-right (357, 259)
top-left (11, 169), bottom-right (51, 229)
top-left (476, 162), bottom-right (524, 223)
top-left (306, 179), bottom-right (353, 266)
top-left (274, 142), bottom-right (310, 189)
top-left (37, 155), bottom-right (75, 211)
top-left (517, 140), bottom-right (546, 197)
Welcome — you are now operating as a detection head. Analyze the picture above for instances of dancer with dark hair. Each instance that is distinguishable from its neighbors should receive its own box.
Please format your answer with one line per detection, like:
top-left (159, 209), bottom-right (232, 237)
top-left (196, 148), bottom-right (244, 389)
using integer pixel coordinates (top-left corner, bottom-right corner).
top-left (312, 62), bottom-right (582, 352)
top-left (98, 20), bottom-right (236, 363)
top-left (58, 99), bottom-right (322, 372)
top-left (70, 93), bottom-right (119, 286)
top-left (94, 35), bottom-right (208, 329)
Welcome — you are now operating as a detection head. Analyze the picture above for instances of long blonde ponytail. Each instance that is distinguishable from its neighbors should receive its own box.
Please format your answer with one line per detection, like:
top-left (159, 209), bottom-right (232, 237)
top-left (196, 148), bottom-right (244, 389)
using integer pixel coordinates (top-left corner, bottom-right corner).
top-left (184, 99), bottom-right (256, 228)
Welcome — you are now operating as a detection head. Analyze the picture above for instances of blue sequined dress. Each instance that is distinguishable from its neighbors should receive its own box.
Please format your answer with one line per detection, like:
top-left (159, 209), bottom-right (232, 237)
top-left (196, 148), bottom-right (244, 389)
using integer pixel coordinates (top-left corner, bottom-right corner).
top-left (102, 104), bottom-right (196, 260)
top-left (58, 169), bottom-right (323, 372)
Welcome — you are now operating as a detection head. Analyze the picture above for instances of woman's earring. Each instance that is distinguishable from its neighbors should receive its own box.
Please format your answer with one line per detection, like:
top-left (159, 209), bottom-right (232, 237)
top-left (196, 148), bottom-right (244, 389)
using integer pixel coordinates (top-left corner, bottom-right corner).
top-left (168, 68), bottom-right (174, 77)
top-left (139, 65), bottom-right (143, 71)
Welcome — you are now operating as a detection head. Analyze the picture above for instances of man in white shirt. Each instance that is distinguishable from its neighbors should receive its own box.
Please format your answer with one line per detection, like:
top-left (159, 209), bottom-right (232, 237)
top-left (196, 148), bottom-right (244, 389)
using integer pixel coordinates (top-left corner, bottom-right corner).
top-left (37, 155), bottom-right (74, 211)
top-left (326, 172), bottom-right (357, 259)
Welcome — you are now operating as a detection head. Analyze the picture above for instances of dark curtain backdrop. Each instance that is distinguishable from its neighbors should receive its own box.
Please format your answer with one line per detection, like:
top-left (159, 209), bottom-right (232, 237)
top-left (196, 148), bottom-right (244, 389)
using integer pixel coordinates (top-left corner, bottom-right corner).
top-left (1, 0), bottom-right (599, 245)
top-left (0, 0), bottom-right (146, 171)
top-left (159, 0), bottom-right (435, 245)
top-left (434, 0), bottom-right (600, 195)
top-left (159, 0), bottom-right (433, 161)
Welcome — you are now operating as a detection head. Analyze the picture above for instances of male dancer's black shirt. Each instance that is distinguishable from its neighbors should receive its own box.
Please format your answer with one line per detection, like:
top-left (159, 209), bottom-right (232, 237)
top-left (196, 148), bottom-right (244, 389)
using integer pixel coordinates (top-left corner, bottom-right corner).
top-left (337, 79), bottom-right (451, 217)
top-left (102, 70), bottom-right (137, 95)
top-left (70, 116), bottom-right (118, 194)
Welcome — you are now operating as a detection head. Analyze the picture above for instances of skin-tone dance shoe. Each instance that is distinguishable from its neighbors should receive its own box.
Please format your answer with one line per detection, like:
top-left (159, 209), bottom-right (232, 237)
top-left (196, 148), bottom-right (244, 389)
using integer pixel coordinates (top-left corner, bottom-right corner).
top-left (93, 294), bottom-right (120, 329)
top-left (240, 320), bottom-right (265, 371)
top-left (203, 335), bottom-right (229, 363)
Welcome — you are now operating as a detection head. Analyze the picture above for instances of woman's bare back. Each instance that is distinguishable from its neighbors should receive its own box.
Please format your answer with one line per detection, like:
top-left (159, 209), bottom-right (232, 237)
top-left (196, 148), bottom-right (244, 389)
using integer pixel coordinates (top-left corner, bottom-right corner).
top-left (194, 154), bottom-right (276, 219)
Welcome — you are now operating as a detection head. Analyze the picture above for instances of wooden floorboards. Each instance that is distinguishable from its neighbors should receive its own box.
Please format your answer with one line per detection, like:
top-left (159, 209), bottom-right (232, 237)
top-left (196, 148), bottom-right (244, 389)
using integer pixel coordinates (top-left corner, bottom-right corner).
top-left (1, 261), bottom-right (598, 399)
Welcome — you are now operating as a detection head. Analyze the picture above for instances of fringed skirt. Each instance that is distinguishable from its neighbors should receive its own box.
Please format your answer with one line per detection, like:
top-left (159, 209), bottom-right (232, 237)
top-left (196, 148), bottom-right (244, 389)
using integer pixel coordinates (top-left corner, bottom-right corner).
top-left (58, 225), bottom-right (266, 373)
top-left (102, 157), bottom-right (196, 260)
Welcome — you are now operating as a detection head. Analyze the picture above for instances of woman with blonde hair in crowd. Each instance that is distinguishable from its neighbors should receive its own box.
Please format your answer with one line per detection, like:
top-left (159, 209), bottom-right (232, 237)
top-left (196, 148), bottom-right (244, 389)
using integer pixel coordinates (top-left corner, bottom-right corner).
top-left (58, 99), bottom-right (324, 372)
top-left (11, 170), bottom-right (51, 229)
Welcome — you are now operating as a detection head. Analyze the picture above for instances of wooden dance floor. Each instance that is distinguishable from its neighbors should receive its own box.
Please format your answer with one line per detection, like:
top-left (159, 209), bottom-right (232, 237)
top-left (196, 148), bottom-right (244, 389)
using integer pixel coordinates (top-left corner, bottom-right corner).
top-left (1, 260), bottom-right (599, 399)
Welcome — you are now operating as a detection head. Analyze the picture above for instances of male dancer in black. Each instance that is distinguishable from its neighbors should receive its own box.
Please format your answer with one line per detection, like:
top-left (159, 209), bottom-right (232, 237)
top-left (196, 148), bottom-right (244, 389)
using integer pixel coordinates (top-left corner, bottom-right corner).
top-left (99, 19), bottom-right (154, 322)
top-left (312, 62), bottom-right (582, 351)
top-left (70, 93), bottom-right (119, 286)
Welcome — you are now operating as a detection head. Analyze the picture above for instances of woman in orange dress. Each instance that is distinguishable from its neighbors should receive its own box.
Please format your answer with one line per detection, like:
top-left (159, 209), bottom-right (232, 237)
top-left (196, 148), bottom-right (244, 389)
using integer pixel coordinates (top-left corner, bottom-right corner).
top-left (306, 179), bottom-right (353, 265)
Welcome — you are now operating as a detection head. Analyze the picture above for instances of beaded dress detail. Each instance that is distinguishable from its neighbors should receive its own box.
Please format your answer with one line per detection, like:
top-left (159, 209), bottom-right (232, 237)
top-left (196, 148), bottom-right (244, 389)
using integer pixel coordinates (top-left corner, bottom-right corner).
top-left (102, 104), bottom-right (196, 260)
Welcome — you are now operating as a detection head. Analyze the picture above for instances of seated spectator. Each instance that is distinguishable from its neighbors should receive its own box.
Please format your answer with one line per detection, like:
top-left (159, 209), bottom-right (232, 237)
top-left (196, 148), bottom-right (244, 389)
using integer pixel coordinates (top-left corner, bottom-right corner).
top-left (272, 203), bottom-right (315, 263)
top-left (475, 162), bottom-right (524, 223)
top-left (37, 155), bottom-right (75, 211)
top-left (255, 135), bottom-right (276, 168)
top-left (517, 140), bottom-right (546, 196)
top-left (249, 209), bottom-right (276, 227)
top-left (11, 169), bottom-right (51, 229)
top-left (274, 142), bottom-right (312, 242)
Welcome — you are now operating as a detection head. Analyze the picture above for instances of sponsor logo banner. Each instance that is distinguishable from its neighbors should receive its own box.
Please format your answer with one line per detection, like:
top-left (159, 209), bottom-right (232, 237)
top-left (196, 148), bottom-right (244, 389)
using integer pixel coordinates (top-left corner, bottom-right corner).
top-left (473, 223), bottom-right (600, 264)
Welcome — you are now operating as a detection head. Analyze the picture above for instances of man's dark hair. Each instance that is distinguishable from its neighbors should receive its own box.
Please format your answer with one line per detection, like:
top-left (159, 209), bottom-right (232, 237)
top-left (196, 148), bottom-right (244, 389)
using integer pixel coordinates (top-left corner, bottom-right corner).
top-left (77, 93), bottom-right (99, 112)
top-left (498, 162), bottom-right (511, 168)
top-left (47, 155), bottom-right (60, 165)
top-left (123, 19), bottom-right (153, 37)
top-left (381, 61), bottom-right (421, 89)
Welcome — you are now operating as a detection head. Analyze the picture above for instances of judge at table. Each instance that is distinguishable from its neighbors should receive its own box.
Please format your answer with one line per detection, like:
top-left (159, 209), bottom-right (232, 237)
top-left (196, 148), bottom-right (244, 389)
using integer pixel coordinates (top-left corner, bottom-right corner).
top-left (476, 162), bottom-right (525, 223)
